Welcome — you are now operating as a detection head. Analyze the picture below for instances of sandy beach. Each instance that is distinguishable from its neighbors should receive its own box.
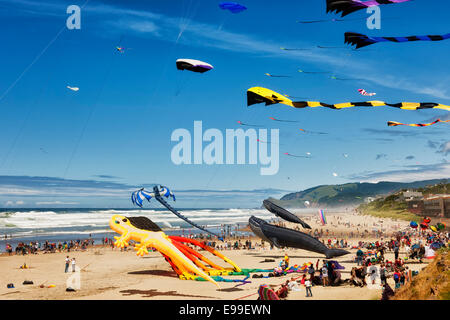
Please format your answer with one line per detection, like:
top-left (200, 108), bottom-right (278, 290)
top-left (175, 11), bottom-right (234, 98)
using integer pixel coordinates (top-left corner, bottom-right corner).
top-left (0, 211), bottom-right (434, 300)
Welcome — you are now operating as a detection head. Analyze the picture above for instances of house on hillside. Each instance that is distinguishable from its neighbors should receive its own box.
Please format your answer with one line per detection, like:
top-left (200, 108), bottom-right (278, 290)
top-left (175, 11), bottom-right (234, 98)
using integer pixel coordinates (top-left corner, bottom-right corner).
top-left (364, 197), bottom-right (376, 204)
top-left (409, 194), bottom-right (450, 217)
top-left (401, 190), bottom-right (424, 201)
top-left (422, 195), bottom-right (450, 218)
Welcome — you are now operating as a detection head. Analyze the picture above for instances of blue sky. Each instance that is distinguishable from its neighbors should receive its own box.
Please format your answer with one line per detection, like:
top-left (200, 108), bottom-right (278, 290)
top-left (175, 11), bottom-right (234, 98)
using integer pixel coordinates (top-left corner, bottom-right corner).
top-left (0, 0), bottom-right (448, 208)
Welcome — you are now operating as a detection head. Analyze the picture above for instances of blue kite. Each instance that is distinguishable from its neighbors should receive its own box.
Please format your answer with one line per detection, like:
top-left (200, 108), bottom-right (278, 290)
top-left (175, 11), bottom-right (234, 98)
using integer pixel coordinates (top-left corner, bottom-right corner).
top-left (219, 2), bottom-right (247, 13)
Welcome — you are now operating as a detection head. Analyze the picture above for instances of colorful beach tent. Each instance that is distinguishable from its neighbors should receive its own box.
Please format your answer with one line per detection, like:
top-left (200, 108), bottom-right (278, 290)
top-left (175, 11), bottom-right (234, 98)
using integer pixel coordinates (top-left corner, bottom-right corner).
top-left (424, 246), bottom-right (436, 259)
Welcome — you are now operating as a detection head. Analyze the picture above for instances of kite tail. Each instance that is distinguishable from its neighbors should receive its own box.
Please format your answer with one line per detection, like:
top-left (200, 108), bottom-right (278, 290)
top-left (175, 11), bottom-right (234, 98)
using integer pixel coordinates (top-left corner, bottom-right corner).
top-left (154, 194), bottom-right (223, 241)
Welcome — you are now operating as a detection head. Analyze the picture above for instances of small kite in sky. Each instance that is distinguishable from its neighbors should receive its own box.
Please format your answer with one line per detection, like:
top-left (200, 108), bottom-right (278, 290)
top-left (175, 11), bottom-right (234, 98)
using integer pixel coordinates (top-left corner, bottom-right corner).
top-left (298, 18), bottom-right (346, 23)
top-left (317, 45), bottom-right (347, 49)
top-left (358, 89), bottom-right (376, 96)
top-left (345, 32), bottom-right (450, 49)
top-left (237, 121), bottom-right (262, 127)
top-left (269, 117), bottom-right (298, 123)
top-left (299, 128), bottom-right (328, 135)
top-left (298, 69), bottom-right (331, 74)
top-left (280, 47), bottom-right (309, 51)
top-left (343, 153), bottom-right (349, 158)
top-left (219, 2), bottom-right (247, 14)
top-left (284, 152), bottom-right (311, 158)
top-left (265, 73), bottom-right (291, 78)
top-left (257, 139), bottom-right (284, 145)
top-left (331, 75), bottom-right (363, 81)
top-left (326, 0), bottom-right (412, 17)
top-left (387, 119), bottom-right (450, 127)
top-left (297, 17), bottom-right (368, 23)
top-left (67, 86), bottom-right (79, 91)
top-left (332, 172), bottom-right (338, 177)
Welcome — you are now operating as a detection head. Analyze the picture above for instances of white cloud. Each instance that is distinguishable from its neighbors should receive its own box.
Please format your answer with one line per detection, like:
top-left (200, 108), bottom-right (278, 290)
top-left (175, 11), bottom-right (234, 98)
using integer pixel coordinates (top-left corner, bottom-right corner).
top-left (347, 163), bottom-right (450, 183)
top-left (438, 141), bottom-right (450, 155)
top-left (35, 201), bottom-right (79, 205)
top-left (5, 200), bottom-right (25, 206)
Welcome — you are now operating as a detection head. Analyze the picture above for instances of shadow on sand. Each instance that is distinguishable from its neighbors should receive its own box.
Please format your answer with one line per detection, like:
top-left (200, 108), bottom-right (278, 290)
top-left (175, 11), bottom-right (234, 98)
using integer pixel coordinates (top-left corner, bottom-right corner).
top-left (128, 269), bottom-right (178, 278)
top-left (120, 289), bottom-right (215, 299)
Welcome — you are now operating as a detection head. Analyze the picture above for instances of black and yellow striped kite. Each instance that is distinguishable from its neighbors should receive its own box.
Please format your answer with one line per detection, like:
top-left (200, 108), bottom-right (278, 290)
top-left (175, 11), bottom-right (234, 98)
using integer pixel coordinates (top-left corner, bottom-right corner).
top-left (387, 119), bottom-right (450, 127)
top-left (247, 87), bottom-right (450, 111)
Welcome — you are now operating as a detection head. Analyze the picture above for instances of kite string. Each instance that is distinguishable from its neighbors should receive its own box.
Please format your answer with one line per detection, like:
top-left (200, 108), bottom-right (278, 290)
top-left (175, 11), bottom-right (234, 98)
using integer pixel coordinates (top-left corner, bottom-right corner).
top-left (46, 50), bottom-right (117, 204)
top-left (0, 85), bottom-right (48, 171)
top-left (0, 0), bottom-right (91, 104)
top-left (61, 52), bottom-right (118, 180)
top-left (0, 27), bottom-right (65, 103)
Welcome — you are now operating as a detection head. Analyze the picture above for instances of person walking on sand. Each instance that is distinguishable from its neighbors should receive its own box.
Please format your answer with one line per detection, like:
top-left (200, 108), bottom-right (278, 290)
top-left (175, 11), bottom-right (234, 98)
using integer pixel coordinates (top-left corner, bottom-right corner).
top-left (305, 279), bottom-right (313, 297)
top-left (71, 258), bottom-right (76, 272)
top-left (322, 262), bottom-right (328, 287)
top-left (65, 256), bottom-right (70, 273)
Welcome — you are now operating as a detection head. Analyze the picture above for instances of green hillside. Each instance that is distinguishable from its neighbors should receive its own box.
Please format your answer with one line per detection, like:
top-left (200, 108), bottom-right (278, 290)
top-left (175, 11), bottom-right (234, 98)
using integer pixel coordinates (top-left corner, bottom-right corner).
top-left (358, 182), bottom-right (450, 221)
top-left (274, 179), bottom-right (448, 208)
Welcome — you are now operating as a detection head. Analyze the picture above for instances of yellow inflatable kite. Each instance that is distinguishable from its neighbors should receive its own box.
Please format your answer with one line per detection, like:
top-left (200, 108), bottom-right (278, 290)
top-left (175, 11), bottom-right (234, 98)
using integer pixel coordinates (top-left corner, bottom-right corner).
top-left (247, 87), bottom-right (450, 111)
top-left (109, 215), bottom-right (241, 287)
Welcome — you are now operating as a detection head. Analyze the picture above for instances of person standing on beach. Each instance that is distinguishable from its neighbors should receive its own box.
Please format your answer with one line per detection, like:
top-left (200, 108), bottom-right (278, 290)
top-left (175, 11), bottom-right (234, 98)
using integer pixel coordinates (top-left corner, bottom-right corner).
top-left (322, 262), bottom-right (329, 286)
top-left (394, 244), bottom-right (399, 260)
top-left (380, 263), bottom-right (387, 285)
top-left (305, 279), bottom-right (313, 297)
top-left (65, 256), bottom-right (70, 273)
top-left (71, 258), bottom-right (76, 272)
top-left (356, 248), bottom-right (364, 266)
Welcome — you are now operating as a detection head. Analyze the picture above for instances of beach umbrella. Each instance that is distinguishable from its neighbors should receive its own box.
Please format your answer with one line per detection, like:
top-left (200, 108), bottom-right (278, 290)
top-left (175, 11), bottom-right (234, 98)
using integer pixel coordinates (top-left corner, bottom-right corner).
top-left (409, 221), bottom-right (418, 229)
top-left (430, 242), bottom-right (442, 250)
top-left (430, 225), bottom-right (438, 232)
top-left (420, 223), bottom-right (428, 230)
top-left (437, 222), bottom-right (446, 230)
top-left (422, 217), bottom-right (431, 224)
top-left (411, 244), bottom-right (420, 250)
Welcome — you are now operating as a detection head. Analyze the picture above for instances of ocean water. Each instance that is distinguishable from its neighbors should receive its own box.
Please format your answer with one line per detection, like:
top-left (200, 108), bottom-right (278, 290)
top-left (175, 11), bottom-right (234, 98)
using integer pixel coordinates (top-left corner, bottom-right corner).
top-left (0, 207), bottom-right (291, 251)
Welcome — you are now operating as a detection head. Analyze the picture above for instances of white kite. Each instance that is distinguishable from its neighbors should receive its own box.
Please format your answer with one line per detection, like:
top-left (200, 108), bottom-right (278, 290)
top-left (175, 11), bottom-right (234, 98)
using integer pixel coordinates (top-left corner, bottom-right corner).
top-left (67, 86), bottom-right (79, 92)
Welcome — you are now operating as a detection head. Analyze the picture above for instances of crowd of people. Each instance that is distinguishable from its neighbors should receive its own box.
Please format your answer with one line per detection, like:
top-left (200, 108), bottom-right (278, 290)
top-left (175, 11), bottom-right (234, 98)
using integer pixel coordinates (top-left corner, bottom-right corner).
top-left (3, 237), bottom-right (96, 255)
top-left (255, 226), bottom-right (449, 300)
